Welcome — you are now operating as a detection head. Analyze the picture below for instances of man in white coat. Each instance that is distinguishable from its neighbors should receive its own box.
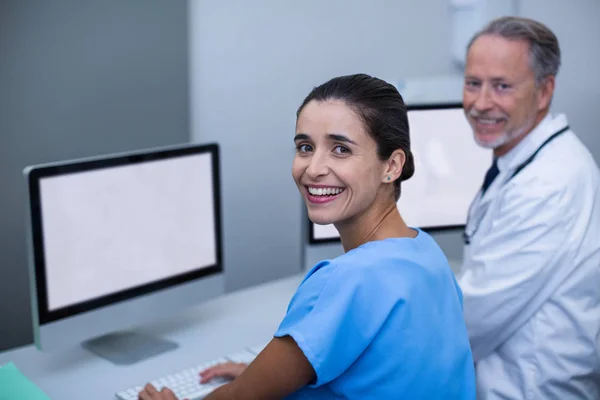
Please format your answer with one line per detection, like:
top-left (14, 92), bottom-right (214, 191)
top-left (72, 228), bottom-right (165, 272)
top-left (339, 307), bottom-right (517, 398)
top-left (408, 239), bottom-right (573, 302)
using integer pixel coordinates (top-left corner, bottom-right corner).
top-left (458, 16), bottom-right (600, 399)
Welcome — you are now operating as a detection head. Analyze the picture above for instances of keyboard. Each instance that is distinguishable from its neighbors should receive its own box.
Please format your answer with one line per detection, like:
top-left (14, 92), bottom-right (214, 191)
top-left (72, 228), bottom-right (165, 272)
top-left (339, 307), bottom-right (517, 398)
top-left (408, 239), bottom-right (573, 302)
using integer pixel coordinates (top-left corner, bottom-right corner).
top-left (115, 344), bottom-right (265, 400)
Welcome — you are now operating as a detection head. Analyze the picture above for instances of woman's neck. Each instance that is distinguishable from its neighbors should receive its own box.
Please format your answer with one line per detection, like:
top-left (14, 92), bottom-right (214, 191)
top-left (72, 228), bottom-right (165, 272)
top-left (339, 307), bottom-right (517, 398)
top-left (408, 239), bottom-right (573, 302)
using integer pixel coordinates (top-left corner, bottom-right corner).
top-left (336, 201), bottom-right (416, 253)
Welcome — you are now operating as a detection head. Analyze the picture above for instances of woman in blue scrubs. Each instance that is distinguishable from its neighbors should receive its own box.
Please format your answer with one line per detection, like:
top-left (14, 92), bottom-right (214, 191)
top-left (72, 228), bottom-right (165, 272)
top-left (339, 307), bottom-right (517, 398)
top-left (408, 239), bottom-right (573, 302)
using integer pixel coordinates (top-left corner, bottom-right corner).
top-left (140, 74), bottom-right (476, 399)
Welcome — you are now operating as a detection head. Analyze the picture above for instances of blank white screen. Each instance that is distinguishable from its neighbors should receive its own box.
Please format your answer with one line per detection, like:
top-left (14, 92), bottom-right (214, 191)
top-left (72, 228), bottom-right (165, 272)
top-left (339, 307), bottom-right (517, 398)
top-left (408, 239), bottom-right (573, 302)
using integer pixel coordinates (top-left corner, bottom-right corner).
top-left (313, 107), bottom-right (491, 240)
top-left (39, 153), bottom-right (217, 311)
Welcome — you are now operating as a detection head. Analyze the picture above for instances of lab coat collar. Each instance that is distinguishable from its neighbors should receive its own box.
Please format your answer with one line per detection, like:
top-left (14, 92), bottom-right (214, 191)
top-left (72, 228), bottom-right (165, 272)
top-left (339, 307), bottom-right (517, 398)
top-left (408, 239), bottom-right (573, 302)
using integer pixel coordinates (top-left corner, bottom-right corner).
top-left (496, 113), bottom-right (569, 173)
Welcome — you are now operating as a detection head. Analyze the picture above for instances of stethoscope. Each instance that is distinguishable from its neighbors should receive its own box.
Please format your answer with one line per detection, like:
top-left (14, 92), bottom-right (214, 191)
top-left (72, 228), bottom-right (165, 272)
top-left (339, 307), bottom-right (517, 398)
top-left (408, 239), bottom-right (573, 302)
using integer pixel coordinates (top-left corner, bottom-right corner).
top-left (463, 125), bottom-right (570, 245)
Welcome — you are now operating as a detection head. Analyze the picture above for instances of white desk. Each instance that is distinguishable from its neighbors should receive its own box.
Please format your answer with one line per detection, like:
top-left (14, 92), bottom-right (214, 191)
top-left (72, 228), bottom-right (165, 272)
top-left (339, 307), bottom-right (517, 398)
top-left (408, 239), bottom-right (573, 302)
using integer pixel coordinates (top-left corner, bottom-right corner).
top-left (0, 274), bottom-right (304, 400)
top-left (0, 258), bottom-right (463, 400)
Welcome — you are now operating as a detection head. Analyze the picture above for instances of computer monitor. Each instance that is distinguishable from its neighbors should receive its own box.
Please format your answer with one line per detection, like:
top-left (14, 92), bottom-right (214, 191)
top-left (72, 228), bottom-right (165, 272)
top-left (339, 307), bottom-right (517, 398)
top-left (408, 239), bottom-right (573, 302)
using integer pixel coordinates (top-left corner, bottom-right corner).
top-left (24, 143), bottom-right (224, 364)
top-left (309, 103), bottom-right (492, 244)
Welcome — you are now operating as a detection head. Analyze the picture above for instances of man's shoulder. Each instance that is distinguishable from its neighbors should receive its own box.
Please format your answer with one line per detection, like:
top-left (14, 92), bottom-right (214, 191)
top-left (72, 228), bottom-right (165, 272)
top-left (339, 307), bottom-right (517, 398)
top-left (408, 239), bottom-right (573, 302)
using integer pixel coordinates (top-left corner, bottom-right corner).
top-left (544, 130), bottom-right (598, 175)
top-left (493, 136), bottom-right (599, 227)
top-left (507, 130), bottom-right (599, 197)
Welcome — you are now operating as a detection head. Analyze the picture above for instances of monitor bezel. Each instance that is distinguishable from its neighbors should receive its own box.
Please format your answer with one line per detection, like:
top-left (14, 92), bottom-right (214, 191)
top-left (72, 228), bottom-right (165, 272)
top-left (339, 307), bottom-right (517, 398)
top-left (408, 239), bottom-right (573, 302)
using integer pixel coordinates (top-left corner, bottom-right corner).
top-left (308, 102), bottom-right (467, 245)
top-left (26, 143), bottom-right (224, 324)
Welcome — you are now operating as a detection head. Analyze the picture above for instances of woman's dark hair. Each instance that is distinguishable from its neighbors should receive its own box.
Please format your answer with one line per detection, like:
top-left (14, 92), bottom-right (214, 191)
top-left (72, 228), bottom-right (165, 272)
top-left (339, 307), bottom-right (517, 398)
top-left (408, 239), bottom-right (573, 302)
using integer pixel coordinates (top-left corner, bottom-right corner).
top-left (296, 73), bottom-right (415, 200)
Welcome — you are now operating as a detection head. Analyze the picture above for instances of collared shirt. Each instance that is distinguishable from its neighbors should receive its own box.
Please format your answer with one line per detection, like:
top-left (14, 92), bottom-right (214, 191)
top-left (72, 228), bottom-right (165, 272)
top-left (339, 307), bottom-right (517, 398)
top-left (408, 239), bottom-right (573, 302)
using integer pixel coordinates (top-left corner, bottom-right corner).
top-left (458, 113), bottom-right (600, 399)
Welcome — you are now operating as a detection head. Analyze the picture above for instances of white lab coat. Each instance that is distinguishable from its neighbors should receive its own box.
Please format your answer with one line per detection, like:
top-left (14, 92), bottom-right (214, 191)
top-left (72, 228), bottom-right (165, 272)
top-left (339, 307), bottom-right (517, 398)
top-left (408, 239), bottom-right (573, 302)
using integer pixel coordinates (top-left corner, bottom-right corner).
top-left (458, 113), bottom-right (600, 399)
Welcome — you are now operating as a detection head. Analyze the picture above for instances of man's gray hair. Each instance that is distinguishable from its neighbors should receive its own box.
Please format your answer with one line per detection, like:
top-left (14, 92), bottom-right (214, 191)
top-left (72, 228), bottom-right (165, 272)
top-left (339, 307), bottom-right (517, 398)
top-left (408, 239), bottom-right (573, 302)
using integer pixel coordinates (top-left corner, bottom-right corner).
top-left (467, 16), bottom-right (561, 85)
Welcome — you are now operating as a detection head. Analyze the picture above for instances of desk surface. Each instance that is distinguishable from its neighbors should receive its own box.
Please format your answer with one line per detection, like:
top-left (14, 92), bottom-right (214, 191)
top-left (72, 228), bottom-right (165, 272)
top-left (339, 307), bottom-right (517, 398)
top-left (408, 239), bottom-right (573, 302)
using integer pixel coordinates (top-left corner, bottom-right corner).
top-left (0, 258), bottom-right (463, 400)
top-left (0, 274), bottom-right (304, 400)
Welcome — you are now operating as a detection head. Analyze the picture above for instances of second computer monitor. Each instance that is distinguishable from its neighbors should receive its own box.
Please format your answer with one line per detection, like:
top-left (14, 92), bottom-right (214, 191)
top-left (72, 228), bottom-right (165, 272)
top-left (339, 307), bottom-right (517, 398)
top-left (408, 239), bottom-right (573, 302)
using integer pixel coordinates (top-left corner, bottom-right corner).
top-left (309, 103), bottom-right (492, 243)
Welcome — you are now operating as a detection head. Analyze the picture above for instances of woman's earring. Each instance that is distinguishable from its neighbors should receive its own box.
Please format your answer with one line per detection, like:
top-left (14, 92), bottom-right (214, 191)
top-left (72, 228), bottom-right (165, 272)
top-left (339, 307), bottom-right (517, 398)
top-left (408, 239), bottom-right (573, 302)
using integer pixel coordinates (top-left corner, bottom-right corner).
top-left (387, 176), bottom-right (391, 181)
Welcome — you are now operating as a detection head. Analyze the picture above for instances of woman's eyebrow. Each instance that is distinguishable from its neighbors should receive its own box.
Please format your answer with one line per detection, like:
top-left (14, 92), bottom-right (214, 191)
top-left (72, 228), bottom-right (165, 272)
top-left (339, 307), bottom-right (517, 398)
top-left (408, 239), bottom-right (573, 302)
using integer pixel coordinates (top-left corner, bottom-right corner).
top-left (294, 133), bottom-right (310, 142)
top-left (327, 133), bottom-right (357, 145)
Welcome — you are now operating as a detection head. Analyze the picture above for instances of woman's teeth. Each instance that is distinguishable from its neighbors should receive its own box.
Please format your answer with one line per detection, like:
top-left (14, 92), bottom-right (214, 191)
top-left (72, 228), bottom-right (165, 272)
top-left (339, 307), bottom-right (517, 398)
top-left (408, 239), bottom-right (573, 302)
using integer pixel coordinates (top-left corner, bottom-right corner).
top-left (308, 187), bottom-right (344, 196)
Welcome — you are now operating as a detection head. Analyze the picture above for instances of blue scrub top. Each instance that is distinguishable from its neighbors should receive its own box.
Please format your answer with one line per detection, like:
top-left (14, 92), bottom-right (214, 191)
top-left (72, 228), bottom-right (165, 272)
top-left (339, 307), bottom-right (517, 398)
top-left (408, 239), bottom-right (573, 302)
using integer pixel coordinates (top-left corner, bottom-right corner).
top-left (274, 229), bottom-right (476, 399)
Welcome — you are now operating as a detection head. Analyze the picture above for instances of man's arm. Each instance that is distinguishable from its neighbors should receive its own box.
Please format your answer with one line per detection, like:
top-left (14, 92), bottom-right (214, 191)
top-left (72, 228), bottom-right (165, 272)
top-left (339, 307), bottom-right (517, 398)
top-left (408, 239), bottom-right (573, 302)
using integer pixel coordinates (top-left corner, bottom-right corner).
top-left (205, 336), bottom-right (315, 400)
top-left (459, 180), bottom-right (578, 362)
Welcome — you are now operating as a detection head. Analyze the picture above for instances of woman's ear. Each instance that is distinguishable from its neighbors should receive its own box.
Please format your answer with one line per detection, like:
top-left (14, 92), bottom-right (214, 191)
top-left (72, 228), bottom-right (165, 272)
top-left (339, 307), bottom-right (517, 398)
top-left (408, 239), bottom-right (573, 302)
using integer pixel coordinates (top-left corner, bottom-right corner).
top-left (382, 149), bottom-right (406, 183)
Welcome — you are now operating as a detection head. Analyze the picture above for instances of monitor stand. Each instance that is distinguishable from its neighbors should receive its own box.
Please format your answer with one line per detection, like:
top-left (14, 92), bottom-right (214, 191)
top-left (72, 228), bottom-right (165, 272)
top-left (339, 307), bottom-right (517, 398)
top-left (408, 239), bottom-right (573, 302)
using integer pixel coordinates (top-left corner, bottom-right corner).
top-left (81, 331), bottom-right (179, 365)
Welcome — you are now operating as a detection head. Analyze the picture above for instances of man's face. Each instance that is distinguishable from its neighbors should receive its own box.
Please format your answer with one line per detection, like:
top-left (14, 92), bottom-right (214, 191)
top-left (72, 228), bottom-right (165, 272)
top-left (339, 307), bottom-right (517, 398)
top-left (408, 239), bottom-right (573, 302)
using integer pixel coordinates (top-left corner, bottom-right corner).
top-left (463, 34), bottom-right (554, 156)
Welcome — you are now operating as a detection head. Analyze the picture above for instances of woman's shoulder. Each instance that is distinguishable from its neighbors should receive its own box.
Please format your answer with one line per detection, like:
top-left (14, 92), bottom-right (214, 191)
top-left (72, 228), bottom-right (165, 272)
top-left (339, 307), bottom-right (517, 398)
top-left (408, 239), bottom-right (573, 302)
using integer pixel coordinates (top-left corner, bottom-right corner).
top-left (301, 230), bottom-right (452, 294)
top-left (337, 230), bottom-right (447, 269)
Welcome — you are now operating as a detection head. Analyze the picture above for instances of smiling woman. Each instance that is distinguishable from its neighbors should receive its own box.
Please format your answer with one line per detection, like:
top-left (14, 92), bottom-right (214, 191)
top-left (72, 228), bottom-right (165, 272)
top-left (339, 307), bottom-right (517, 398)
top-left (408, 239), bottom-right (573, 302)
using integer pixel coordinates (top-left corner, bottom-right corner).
top-left (139, 74), bottom-right (477, 400)
top-left (291, 75), bottom-right (416, 250)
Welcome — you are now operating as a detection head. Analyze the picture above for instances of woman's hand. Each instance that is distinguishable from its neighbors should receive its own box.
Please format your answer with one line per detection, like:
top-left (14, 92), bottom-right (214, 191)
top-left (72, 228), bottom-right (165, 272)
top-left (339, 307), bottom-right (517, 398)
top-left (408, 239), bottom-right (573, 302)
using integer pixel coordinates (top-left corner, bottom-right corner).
top-left (199, 361), bottom-right (248, 384)
top-left (138, 384), bottom-right (178, 400)
top-left (137, 362), bottom-right (248, 400)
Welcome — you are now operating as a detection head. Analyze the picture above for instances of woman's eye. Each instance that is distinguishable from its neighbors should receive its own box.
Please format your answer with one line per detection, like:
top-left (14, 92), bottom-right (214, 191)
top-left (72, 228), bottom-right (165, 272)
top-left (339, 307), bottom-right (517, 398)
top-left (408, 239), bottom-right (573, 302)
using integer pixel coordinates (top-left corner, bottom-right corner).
top-left (297, 144), bottom-right (313, 153)
top-left (333, 145), bottom-right (350, 155)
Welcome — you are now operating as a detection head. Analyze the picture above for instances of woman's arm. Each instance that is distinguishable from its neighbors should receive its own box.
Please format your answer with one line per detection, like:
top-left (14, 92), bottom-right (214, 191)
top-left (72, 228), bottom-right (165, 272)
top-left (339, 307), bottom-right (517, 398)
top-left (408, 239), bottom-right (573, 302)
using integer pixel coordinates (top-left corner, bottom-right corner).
top-left (205, 336), bottom-right (315, 400)
top-left (138, 336), bottom-right (315, 400)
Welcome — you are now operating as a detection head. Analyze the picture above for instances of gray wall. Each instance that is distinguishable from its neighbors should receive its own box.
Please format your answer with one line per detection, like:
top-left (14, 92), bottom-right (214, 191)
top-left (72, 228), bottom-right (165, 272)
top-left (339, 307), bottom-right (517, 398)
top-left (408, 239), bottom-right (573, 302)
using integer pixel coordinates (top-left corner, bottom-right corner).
top-left (0, 1), bottom-right (190, 351)
top-left (189, 0), bottom-right (457, 291)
